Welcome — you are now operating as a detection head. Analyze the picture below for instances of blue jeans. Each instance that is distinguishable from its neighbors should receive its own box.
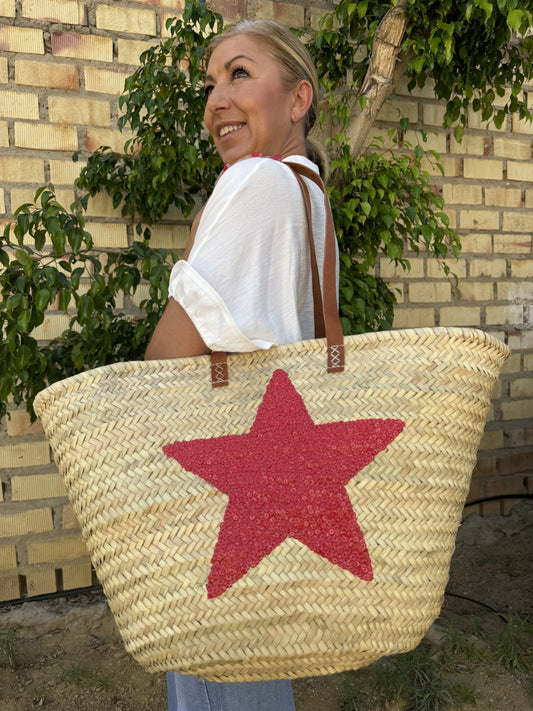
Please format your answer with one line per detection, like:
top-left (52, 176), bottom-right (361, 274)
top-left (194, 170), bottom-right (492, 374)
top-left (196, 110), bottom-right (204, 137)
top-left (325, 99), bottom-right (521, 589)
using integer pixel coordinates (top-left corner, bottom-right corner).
top-left (166, 672), bottom-right (295, 711)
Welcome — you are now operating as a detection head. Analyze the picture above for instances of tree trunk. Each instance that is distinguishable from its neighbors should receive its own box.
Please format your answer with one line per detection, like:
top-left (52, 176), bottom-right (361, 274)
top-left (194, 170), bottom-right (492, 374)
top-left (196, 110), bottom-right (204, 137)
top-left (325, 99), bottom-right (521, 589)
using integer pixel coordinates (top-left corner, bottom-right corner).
top-left (347, 0), bottom-right (409, 159)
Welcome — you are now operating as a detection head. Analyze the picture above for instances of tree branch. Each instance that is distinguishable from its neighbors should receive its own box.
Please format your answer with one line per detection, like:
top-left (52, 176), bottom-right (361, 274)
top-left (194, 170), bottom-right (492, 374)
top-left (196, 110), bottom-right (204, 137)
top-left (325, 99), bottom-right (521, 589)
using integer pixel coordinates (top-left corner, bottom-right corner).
top-left (347, 0), bottom-right (409, 158)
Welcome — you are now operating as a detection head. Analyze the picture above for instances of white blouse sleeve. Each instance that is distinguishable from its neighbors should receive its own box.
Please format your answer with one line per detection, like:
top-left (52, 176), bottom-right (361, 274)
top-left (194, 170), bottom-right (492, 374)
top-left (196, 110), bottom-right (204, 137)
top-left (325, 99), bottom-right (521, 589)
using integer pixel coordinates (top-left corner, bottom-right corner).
top-left (168, 157), bottom-right (316, 353)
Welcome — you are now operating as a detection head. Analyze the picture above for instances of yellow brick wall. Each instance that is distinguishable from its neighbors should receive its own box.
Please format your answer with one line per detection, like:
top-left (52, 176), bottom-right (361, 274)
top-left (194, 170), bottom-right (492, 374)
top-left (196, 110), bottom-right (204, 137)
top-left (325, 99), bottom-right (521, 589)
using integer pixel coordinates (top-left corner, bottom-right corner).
top-left (0, 0), bottom-right (531, 601)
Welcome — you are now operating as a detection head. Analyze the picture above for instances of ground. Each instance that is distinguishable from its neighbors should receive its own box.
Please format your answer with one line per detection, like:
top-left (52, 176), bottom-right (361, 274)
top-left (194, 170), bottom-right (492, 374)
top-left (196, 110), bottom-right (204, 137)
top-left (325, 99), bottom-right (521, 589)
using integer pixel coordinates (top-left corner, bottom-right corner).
top-left (1, 501), bottom-right (531, 711)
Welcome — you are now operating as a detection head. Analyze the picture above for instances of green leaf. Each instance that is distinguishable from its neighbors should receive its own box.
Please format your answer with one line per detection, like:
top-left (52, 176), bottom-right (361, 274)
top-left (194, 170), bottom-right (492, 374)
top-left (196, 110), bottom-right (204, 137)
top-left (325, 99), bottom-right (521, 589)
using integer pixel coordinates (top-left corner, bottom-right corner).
top-left (507, 9), bottom-right (523, 32)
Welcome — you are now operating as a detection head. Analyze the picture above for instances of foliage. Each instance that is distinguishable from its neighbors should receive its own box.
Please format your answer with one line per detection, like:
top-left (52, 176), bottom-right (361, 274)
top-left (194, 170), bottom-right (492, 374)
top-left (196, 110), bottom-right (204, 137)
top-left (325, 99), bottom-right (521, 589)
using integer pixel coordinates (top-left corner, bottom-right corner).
top-left (0, 628), bottom-right (16, 668)
top-left (312, 0), bottom-right (533, 142)
top-left (0, 188), bottom-right (173, 421)
top-left (74, 0), bottom-right (224, 233)
top-left (1, 0), bottom-right (531, 420)
top-left (497, 612), bottom-right (533, 673)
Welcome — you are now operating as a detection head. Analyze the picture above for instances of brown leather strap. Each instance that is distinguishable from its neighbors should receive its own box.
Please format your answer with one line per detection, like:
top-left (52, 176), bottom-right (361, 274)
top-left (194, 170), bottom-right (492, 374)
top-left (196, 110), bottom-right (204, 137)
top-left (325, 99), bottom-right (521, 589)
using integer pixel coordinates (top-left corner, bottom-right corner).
top-left (286, 162), bottom-right (345, 373)
top-left (210, 350), bottom-right (229, 387)
top-left (291, 171), bottom-right (326, 339)
top-left (209, 160), bottom-right (345, 385)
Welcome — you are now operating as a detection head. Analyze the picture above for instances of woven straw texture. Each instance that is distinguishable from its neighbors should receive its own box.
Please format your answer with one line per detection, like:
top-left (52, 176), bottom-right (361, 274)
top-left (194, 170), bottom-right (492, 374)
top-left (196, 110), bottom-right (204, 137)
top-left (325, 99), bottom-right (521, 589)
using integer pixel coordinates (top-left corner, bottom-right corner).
top-left (34, 326), bottom-right (509, 681)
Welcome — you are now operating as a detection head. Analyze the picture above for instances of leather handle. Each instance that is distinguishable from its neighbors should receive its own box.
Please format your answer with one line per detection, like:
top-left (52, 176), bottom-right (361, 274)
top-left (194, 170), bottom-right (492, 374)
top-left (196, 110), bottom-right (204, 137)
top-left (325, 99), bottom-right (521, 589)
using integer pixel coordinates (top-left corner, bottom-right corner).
top-left (210, 162), bottom-right (345, 387)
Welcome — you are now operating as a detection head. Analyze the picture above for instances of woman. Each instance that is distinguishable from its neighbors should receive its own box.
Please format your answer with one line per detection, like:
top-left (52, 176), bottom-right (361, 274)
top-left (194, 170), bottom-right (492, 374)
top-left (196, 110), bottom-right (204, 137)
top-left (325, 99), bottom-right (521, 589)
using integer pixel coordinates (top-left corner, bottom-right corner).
top-left (146, 18), bottom-right (337, 711)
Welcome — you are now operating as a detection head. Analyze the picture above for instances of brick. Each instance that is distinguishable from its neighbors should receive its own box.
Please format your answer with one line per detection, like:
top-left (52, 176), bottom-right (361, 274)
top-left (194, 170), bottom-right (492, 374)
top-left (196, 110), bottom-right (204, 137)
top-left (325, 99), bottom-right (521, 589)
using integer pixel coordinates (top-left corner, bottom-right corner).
top-left (62, 505), bottom-right (80, 530)
top-left (256, 0), bottom-right (305, 26)
top-left (486, 476), bottom-right (528, 499)
top-left (507, 161), bottom-right (533, 183)
top-left (26, 567), bottom-right (56, 596)
top-left (457, 282), bottom-right (493, 301)
top-left (485, 304), bottom-right (523, 327)
top-left (11, 188), bottom-right (74, 214)
top-left (468, 110), bottom-right (505, 132)
top-left (134, 0), bottom-right (183, 7)
top-left (493, 137), bottom-right (531, 160)
top-left (15, 59), bottom-right (79, 90)
top-left (502, 211), bottom-right (533, 233)
top-left (485, 187), bottom-right (522, 208)
top-left (49, 96), bottom-right (111, 127)
top-left (508, 330), bottom-right (533, 351)
top-left (392, 308), bottom-right (435, 329)
top-left (442, 184), bottom-right (482, 205)
top-left (408, 282), bottom-right (451, 303)
top-left (51, 32), bottom-right (113, 62)
top-left (527, 189), bottom-right (533, 208)
top-left (525, 353), bottom-right (533, 372)
top-left (0, 441), bottom-right (49, 468)
top-left (161, 13), bottom-right (181, 38)
top-left (422, 104), bottom-right (446, 127)
top-left (498, 280), bottom-right (533, 301)
top-left (0, 90), bottom-right (39, 119)
top-left (505, 427), bottom-right (533, 448)
top-left (0, 1), bottom-right (16, 18)
top-left (62, 560), bottom-right (92, 590)
top-left (512, 113), bottom-right (533, 136)
top-left (469, 258), bottom-right (506, 278)
top-left (147, 223), bottom-right (189, 250)
top-left (499, 451), bottom-right (533, 476)
top-left (27, 535), bottom-right (88, 564)
top-left (84, 127), bottom-right (132, 153)
top-left (117, 38), bottom-right (160, 65)
top-left (510, 377), bottom-right (533, 398)
top-left (84, 192), bottom-right (119, 217)
top-left (404, 129), bottom-right (446, 154)
top-left (0, 120), bottom-right (6, 147)
top-left (426, 258), bottom-right (466, 279)
top-left (49, 159), bottom-right (85, 185)
top-left (84, 66), bottom-right (129, 95)
top-left (479, 428), bottom-right (504, 450)
top-left (0, 156), bottom-right (45, 183)
top-left (472, 456), bottom-right (496, 478)
top-left (380, 257), bottom-right (424, 280)
top-left (463, 158), bottom-right (503, 181)
top-left (0, 508), bottom-right (53, 538)
top-left (96, 5), bottom-right (157, 36)
top-left (85, 221), bottom-right (128, 248)
top-left (11, 474), bottom-right (67, 501)
top-left (395, 76), bottom-right (437, 101)
top-left (511, 259), bottom-right (533, 279)
top-left (0, 575), bottom-right (20, 601)
top-left (450, 135), bottom-right (489, 156)
top-left (377, 99), bottom-right (419, 124)
top-left (0, 26), bottom-right (44, 54)
top-left (22, 0), bottom-right (87, 24)
top-left (439, 306), bottom-right (480, 327)
top-left (0, 56), bottom-right (7, 82)
top-left (494, 233), bottom-right (531, 254)
top-left (32, 313), bottom-right (71, 341)
top-left (458, 232), bottom-right (492, 253)
top-left (209, 0), bottom-right (246, 20)
top-left (15, 122), bottom-right (78, 151)
top-left (421, 155), bottom-right (460, 177)
top-left (0, 545), bottom-right (17, 570)
top-left (6, 410), bottom-right (43, 437)
top-left (0, 187), bottom-right (4, 212)
top-left (459, 209), bottom-right (499, 230)
top-left (501, 352), bottom-right (521, 374)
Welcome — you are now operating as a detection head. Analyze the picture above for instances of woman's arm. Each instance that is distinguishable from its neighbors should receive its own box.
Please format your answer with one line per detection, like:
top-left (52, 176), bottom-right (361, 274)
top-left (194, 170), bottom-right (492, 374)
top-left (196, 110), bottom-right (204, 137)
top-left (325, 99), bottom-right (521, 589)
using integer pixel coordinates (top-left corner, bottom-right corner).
top-left (144, 297), bottom-right (210, 360)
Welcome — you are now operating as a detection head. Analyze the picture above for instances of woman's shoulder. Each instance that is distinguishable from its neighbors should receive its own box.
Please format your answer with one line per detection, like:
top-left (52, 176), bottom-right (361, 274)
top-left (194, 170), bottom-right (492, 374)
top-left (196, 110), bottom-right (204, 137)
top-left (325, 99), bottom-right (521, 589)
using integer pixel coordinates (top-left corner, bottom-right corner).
top-left (217, 155), bottom-right (319, 195)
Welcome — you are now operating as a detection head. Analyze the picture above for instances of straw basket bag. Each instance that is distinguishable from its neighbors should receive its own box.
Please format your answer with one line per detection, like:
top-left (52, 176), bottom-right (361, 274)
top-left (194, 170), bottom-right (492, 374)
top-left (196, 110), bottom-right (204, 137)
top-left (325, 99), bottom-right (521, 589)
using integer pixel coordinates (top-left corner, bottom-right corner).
top-left (34, 164), bottom-right (509, 682)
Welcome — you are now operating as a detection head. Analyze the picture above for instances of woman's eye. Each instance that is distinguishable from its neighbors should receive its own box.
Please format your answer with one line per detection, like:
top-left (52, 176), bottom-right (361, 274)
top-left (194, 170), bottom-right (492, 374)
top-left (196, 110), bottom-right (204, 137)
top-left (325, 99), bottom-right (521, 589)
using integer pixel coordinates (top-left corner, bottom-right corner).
top-left (231, 66), bottom-right (248, 80)
top-left (203, 84), bottom-right (214, 98)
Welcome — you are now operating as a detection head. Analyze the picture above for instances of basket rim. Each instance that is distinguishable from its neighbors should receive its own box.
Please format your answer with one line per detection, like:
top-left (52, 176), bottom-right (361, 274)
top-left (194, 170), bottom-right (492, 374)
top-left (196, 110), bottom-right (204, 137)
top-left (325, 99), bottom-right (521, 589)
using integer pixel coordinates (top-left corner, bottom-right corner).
top-left (33, 325), bottom-right (510, 416)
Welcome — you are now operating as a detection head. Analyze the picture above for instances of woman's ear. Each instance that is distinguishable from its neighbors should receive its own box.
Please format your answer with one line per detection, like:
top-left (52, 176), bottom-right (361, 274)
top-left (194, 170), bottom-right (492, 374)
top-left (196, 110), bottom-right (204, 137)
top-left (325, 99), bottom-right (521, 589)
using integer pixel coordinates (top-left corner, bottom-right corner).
top-left (291, 80), bottom-right (313, 124)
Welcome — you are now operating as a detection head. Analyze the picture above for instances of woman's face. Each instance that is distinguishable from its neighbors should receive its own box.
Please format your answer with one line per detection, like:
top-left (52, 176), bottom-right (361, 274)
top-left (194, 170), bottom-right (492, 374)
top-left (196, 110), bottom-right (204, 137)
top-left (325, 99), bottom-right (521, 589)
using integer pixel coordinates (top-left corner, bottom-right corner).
top-left (204, 34), bottom-right (306, 165)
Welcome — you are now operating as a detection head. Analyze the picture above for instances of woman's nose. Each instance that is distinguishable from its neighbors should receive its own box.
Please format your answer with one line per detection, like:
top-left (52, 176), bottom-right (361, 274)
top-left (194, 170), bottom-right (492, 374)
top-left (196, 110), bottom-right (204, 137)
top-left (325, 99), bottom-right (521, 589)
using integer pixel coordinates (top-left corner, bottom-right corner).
top-left (206, 83), bottom-right (231, 112)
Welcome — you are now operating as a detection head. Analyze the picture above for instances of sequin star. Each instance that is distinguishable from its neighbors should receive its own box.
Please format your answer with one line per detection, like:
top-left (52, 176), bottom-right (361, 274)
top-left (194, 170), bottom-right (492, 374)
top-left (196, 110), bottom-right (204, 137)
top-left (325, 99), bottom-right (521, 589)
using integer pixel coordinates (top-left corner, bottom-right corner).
top-left (164, 369), bottom-right (405, 598)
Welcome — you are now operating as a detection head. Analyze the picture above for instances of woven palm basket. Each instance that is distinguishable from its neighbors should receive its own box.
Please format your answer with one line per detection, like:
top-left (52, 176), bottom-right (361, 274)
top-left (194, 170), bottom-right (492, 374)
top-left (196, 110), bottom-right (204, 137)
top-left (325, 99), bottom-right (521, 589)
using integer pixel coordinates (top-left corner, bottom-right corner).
top-left (34, 326), bottom-right (509, 681)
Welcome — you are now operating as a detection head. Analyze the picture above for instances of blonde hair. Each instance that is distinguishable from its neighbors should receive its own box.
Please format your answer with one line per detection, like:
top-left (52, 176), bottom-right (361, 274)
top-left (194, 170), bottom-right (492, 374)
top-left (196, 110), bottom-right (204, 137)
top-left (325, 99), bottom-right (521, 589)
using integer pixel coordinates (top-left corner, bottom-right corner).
top-left (207, 19), bottom-right (329, 180)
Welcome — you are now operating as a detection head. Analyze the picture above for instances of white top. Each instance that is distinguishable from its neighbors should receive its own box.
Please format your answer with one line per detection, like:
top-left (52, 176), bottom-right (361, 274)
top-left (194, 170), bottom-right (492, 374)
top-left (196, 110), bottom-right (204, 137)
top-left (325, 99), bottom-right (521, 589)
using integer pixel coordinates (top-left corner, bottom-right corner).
top-left (168, 155), bottom-right (336, 352)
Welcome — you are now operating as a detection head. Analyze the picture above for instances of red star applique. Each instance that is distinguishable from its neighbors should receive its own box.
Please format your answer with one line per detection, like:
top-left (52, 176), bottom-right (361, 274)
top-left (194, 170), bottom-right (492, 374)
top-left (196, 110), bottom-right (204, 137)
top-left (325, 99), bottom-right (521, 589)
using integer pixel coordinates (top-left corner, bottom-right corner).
top-left (164, 369), bottom-right (404, 598)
